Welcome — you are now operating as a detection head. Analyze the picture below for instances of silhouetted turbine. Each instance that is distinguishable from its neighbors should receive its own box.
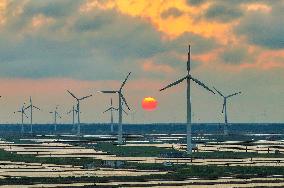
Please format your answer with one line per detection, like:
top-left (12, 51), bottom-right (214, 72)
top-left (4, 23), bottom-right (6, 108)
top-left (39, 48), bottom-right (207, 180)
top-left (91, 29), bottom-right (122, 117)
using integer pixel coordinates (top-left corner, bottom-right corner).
top-left (100, 72), bottom-right (131, 144)
top-left (67, 90), bottom-right (92, 135)
top-left (214, 87), bottom-right (241, 135)
top-left (160, 45), bottom-right (215, 154)
top-left (24, 97), bottom-right (40, 134)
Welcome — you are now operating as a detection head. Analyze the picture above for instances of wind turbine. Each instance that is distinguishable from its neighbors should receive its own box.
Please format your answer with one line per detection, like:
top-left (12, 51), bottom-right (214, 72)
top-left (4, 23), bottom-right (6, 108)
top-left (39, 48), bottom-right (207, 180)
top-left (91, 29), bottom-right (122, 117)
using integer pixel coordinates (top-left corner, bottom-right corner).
top-left (67, 105), bottom-right (76, 125)
top-left (159, 45), bottom-right (215, 154)
top-left (67, 90), bottom-right (92, 135)
top-left (49, 106), bottom-right (62, 132)
top-left (103, 98), bottom-right (128, 133)
top-left (213, 87), bottom-right (241, 135)
top-left (24, 97), bottom-right (40, 134)
top-left (14, 103), bottom-right (28, 134)
top-left (100, 72), bottom-right (131, 144)
top-left (103, 98), bottom-right (117, 133)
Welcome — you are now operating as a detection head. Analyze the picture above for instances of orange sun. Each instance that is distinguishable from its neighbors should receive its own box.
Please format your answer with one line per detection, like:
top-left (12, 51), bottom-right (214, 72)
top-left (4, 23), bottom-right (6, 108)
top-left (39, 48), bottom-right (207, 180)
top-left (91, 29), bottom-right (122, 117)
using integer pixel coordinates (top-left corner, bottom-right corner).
top-left (142, 97), bottom-right (158, 111)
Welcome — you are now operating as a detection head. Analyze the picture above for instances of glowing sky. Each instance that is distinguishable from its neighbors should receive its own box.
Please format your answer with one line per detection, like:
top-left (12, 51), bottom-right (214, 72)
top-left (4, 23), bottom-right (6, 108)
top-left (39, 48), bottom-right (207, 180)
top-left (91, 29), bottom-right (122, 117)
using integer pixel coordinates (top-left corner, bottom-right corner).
top-left (0, 0), bottom-right (284, 124)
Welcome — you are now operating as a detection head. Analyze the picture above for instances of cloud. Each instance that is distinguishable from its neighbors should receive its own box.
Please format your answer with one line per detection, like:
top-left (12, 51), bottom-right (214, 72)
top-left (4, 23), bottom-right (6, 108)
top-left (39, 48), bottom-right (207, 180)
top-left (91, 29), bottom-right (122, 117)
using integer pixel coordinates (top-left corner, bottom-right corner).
top-left (161, 8), bottom-right (182, 19)
top-left (141, 60), bottom-right (176, 74)
top-left (204, 3), bottom-right (243, 22)
top-left (21, 0), bottom-right (80, 18)
top-left (221, 47), bottom-right (248, 64)
top-left (0, 0), bottom-right (220, 80)
top-left (236, 2), bottom-right (284, 49)
top-left (186, 0), bottom-right (206, 6)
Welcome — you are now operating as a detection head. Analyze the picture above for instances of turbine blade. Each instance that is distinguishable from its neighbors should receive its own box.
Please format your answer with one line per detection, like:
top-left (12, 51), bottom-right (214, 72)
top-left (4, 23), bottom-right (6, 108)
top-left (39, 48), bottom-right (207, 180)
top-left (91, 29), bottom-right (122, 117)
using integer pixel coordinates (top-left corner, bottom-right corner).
top-left (79, 94), bottom-right (92, 100)
top-left (122, 108), bottom-right (128, 115)
top-left (159, 76), bottom-right (187, 91)
top-left (33, 105), bottom-right (40, 110)
top-left (222, 102), bottom-right (225, 113)
top-left (111, 98), bottom-right (113, 106)
top-left (213, 87), bottom-right (224, 97)
top-left (227, 91), bottom-right (241, 98)
top-left (120, 72), bottom-right (131, 91)
top-left (103, 108), bottom-right (112, 113)
top-left (189, 76), bottom-right (215, 94)
top-left (23, 111), bottom-right (28, 118)
top-left (100, 90), bottom-right (117, 94)
top-left (67, 90), bottom-right (78, 100)
top-left (24, 105), bottom-right (32, 110)
top-left (121, 94), bottom-right (130, 110)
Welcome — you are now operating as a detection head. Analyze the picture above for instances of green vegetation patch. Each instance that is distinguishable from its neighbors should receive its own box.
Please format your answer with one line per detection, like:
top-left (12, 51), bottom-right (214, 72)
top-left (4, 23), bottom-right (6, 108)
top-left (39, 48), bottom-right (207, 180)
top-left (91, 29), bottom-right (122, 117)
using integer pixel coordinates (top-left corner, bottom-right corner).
top-left (0, 149), bottom-right (101, 167)
top-left (95, 143), bottom-right (181, 157)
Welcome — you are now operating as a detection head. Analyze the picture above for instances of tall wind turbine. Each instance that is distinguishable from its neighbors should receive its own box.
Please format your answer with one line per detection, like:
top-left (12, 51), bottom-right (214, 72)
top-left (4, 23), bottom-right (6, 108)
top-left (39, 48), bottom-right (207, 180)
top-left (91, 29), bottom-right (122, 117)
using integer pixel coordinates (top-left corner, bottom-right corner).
top-left (24, 97), bottom-right (40, 133)
top-left (213, 87), bottom-right (241, 135)
top-left (159, 45), bottom-right (215, 154)
top-left (67, 90), bottom-right (92, 135)
top-left (100, 72), bottom-right (131, 144)
top-left (49, 106), bottom-right (62, 132)
top-left (14, 103), bottom-right (28, 134)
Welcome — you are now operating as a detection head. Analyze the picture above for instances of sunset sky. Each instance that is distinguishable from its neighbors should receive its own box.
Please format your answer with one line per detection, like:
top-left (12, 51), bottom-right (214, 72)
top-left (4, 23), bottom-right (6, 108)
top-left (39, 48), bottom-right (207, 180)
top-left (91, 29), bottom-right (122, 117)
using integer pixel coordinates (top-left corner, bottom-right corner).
top-left (0, 0), bottom-right (283, 124)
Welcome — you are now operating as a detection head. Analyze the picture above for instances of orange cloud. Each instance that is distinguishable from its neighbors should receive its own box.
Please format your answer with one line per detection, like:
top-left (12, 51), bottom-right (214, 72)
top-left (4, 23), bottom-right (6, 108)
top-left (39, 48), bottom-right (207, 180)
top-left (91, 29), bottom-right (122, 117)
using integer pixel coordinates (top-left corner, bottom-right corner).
top-left (244, 3), bottom-right (271, 13)
top-left (0, 0), bottom-right (8, 25)
top-left (81, 0), bottom-right (234, 43)
top-left (142, 60), bottom-right (176, 74)
top-left (31, 14), bottom-right (55, 28)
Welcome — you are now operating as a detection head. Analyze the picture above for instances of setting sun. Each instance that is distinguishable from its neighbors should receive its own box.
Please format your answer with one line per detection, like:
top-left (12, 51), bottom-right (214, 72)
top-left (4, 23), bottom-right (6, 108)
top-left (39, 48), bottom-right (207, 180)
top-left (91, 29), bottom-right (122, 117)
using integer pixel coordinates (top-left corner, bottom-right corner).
top-left (142, 97), bottom-right (158, 111)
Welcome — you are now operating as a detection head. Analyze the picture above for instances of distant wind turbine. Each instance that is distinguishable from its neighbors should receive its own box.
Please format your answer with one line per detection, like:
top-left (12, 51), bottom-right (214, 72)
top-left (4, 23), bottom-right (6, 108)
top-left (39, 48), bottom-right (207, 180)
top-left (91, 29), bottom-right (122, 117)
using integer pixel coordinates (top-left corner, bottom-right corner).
top-left (103, 98), bottom-right (128, 133)
top-left (14, 103), bottom-right (28, 134)
top-left (103, 98), bottom-right (117, 133)
top-left (67, 90), bottom-right (92, 135)
top-left (213, 87), bottom-right (241, 135)
top-left (100, 72), bottom-right (131, 144)
top-left (49, 106), bottom-right (62, 132)
top-left (24, 97), bottom-right (40, 134)
top-left (67, 105), bottom-right (76, 125)
top-left (159, 45), bottom-right (215, 154)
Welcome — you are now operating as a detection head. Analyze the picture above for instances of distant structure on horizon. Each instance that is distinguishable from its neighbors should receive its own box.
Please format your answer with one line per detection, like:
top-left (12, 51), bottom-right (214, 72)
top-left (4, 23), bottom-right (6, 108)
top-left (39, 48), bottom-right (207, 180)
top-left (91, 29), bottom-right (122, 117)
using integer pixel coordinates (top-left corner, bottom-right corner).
top-left (24, 97), bottom-right (40, 134)
top-left (213, 87), bottom-right (241, 135)
top-left (49, 105), bottom-right (62, 132)
top-left (67, 90), bottom-right (92, 135)
top-left (103, 98), bottom-right (117, 133)
top-left (14, 103), bottom-right (28, 134)
top-left (67, 105), bottom-right (76, 131)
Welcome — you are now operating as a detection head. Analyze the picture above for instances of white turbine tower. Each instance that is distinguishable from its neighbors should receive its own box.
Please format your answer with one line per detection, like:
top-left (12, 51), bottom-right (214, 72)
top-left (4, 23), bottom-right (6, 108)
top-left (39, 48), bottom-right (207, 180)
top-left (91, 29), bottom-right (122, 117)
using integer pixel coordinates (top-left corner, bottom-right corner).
top-left (49, 106), bottom-right (62, 132)
top-left (67, 90), bottom-right (92, 135)
top-left (14, 103), bottom-right (28, 134)
top-left (213, 87), bottom-right (241, 135)
top-left (100, 72), bottom-right (131, 144)
top-left (160, 45), bottom-right (215, 154)
top-left (24, 97), bottom-right (40, 134)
